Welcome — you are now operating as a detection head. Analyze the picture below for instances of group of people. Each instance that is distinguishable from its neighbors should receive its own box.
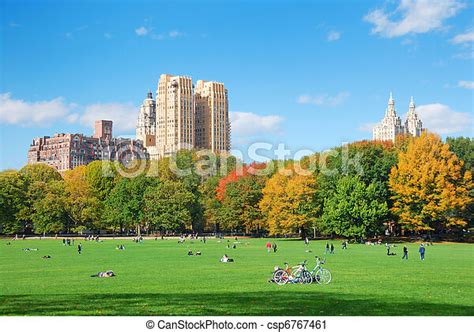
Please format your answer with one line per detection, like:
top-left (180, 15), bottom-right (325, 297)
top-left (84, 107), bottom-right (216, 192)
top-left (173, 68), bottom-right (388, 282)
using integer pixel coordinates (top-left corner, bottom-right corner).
top-left (265, 241), bottom-right (278, 253)
top-left (325, 243), bottom-right (335, 254)
top-left (115, 244), bottom-right (126, 250)
top-left (187, 250), bottom-right (202, 256)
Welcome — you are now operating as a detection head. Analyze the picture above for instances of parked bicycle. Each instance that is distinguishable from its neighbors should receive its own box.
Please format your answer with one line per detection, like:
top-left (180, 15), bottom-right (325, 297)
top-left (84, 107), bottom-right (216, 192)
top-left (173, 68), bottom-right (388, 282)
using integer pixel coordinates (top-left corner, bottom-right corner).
top-left (272, 261), bottom-right (311, 285)
top-left (307, 256), bottom-right (332, 284)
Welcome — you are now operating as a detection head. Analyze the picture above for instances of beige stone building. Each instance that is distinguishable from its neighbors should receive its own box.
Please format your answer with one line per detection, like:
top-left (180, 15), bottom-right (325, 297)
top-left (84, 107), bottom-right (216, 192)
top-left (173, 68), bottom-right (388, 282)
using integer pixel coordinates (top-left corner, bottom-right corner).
top-left (156, 74), bottom-right (195, 157)
top-left (195, 80), bottom-right (230, 152)
top-left (137, 74), bottom-right (231, 159)
top-left (373, 93), bottom-right (424, 142)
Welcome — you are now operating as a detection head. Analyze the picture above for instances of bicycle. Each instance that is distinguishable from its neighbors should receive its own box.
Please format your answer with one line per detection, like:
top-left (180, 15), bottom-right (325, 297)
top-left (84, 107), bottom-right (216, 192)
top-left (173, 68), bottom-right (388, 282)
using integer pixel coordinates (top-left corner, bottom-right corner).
top-left (307, 256), bottom-right (332, 284)
top-left (272, 261), bottom-right (311, 285)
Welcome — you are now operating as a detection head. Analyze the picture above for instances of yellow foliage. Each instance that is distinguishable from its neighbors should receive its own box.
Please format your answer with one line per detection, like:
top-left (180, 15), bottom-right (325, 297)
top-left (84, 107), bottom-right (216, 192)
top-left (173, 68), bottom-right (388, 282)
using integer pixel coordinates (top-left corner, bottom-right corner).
top-left (259, 171), bottom-right (317, 235)
top-left (389, 132), bottom-right (473, 231)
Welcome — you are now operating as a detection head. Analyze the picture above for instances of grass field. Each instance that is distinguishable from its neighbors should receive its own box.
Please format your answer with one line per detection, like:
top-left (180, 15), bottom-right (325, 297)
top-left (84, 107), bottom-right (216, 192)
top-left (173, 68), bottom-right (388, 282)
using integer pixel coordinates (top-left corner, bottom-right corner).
top-left (0, 238), bottom-right (473, 316)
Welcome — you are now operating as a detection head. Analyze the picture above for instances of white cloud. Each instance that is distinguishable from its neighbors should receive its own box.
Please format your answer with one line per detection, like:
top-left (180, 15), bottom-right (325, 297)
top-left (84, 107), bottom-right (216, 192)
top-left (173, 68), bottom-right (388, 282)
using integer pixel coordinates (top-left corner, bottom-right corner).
top-left (79, 102), bottom-right (138, 134)
top-left (458, 80), bottom-right (474, 89)
top-left (451, 29), bottom-right (474, 44)
top-left (364, 0), bottom-right (465, 38)
top-left (416, 103), bottom-right (472, 134)
top-left (230, 112), bottom-right (284, 137)
top-left (104, 32), bottom-right (112, 39)
top-left (135, 26), bottom-right (148, 36)
top-left (297, 92), bottom-right (350, 107)
top-left (169, 30), bottom-right (183, 38)
top-left (0, 93), bottom-right (74, 126)
top-left (327, 30), bottom-right (341, 41)
top-left (358, 122), bottom-right (378, 132)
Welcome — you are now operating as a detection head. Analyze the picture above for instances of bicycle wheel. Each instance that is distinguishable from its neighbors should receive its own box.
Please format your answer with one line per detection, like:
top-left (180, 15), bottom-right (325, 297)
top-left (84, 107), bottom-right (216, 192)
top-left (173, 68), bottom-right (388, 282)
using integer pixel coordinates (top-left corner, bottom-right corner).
top-left (315, 268), bottom-right (332, 284)
top-left (273, 270), bottom-right (289, 285)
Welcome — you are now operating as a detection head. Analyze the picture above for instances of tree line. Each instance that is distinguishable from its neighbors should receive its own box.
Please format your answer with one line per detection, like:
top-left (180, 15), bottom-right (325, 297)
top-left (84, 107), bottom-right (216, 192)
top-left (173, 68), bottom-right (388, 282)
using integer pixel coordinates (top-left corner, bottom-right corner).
top-left (1, 133), bottom-right (472, 239)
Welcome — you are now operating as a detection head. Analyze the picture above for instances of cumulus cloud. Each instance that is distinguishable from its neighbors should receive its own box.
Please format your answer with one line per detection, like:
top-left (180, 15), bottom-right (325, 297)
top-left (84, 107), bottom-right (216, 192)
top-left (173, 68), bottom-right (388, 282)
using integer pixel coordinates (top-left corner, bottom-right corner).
top-left (230, 112), bottom-right (284, 137)
top-left (0, 93), bottom-right (75, 126)
top-left (364, 0), bottom-right (465, 38)
top-left (297, 92), bottom-right (350, 107)
top-left (458, 80), bottom-right (474, 89)
top-left (451, 29), bottom-right (474, 44)
top-left (79, 102), bottom-right (138, 134)
top-left (327, 30), bottom-right (341, 41)
top-left (169, 30), bottom-right (183, 38)
top-left (135, 26), bottom-right (148, 36)
top-left (415, 103), bottom-right (472, 134)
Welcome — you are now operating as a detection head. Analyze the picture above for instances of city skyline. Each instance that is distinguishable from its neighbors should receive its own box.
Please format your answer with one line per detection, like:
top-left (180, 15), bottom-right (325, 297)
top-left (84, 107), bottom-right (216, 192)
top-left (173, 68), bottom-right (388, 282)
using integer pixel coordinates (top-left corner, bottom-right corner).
top-left (1, 0), bottom-right (473, 169)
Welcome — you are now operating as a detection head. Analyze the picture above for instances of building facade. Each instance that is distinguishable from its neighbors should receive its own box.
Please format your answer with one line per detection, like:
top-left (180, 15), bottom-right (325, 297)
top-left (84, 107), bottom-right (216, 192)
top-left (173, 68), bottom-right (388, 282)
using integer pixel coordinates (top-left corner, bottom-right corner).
top-left (373, 93), bottom-right (424, 142)
top-left (136, 74), bottom-right (230, 158)
top-left (27, 121), bottom-right (148, 171)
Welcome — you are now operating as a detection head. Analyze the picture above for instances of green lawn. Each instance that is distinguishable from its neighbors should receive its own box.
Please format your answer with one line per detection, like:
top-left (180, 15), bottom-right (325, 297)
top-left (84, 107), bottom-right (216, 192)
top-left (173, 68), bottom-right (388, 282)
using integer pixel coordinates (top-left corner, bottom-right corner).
top-left (0, 238), bottom-right (473, 316)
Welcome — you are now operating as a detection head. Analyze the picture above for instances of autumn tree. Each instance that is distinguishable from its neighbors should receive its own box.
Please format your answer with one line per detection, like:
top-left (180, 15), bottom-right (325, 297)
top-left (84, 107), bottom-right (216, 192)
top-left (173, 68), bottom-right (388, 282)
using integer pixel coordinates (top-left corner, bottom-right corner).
top-left (389, 132), bottom-right (473, 232)
top-left (63, 166), bottom-right (101, 233)
top-left (259, 171), bottom-right (318, 237)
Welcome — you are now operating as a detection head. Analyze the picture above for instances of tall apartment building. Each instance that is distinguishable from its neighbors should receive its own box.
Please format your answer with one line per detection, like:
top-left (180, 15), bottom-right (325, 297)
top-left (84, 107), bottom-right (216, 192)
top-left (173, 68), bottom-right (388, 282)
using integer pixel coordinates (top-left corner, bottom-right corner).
top-left (136, 74), bottom-right (230, 158)
top-left (195, 80), bottom-right (230, 152)
top-left (28, 121), bottom-right (148, 171)
top-left (373, 93), bottom-right (424, 142)
top-left (155, 74), bottom-right (195, 157)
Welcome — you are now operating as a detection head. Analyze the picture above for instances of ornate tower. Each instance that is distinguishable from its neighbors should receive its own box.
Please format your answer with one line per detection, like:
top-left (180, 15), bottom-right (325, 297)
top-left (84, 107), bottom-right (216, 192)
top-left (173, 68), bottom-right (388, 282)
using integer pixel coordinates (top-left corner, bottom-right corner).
top-left (404, 96), bottom-right (423, 137)
top-left (373, 93), bottom-right (404, 142)
top-left (136, 91), bottom-right (156, 148)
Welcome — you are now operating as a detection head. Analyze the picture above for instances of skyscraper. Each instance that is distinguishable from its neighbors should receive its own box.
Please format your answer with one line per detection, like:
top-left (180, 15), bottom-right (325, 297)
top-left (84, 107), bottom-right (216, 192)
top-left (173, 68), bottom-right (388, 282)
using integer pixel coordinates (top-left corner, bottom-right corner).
top-left (156, 74), bottom-right (195, 157)
top-left (195, 80), bottom-right (230, 153)
top-left (405, 96), bottom-right (423, 137)
top-left (136, 74), bottom-right (231, 159)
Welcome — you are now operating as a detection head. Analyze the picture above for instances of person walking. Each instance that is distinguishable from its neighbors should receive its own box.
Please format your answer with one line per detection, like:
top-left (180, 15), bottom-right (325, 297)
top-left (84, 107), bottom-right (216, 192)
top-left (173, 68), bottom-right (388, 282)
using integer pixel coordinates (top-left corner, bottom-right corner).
top-left (419, 244), bottom-right (425, 261)
top-left (330, 243), bottom-right (335, 254)
top-left (325, 242), bottom-right (330, 254)
top-left (272, 242), bottom-right (277, 253)
top-left (402, 245), bottom-right (408, 260)
top-left (77, 243), bottom-right (82, 255)
top-left (386, 242), bottom-right (391, 255)
top-left (304, 237), bottom-right (309, 246)
top-left (266, 241), bottom-right (271, 253)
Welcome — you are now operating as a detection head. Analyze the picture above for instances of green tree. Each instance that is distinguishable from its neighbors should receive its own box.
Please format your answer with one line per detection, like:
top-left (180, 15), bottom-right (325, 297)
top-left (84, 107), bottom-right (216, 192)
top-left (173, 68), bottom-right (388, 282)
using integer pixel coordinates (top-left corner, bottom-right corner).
top-left (144, 180), bottom-right (195, 233)
top-left (0, 170), bottom-right (29, 234)
top-left (320, 176), bottom-right (389, 239)
top-left (20, 164), bottom-right (62, 183)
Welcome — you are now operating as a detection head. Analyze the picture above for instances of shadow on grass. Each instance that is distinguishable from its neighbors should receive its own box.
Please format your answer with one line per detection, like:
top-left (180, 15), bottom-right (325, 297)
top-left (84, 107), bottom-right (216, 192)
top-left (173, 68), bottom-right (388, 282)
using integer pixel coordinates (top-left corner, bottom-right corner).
top-left (1, 291), bottom-right (473, 316)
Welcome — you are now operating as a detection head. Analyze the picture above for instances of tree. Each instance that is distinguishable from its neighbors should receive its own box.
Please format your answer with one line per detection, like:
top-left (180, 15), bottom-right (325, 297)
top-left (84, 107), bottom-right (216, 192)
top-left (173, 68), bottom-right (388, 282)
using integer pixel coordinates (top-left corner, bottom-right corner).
top-left (63, 166), bottom-right (101, 233)
top-left (219, 176), bottom-right (266, 233)
top-left (144, 180), bottom-right (195, 233)
top-left (104, 175), bottom-right (159, 234)
top-left (259, 171), bottom-right (318, 236)
top-left (446, 137), bottom-right (474, 173)
top-left (20, 164), bottom-right (62, 183)
top-left (85, 161), bottom-right (117, 201)
top-left (29, 180), bottom-right (68, 235)
top-left (320, 176), bottom-right (389, 238)
top-left (0, 170), bottom-right (29, 234)
top-left (389, 133), bottom-right (473, 232)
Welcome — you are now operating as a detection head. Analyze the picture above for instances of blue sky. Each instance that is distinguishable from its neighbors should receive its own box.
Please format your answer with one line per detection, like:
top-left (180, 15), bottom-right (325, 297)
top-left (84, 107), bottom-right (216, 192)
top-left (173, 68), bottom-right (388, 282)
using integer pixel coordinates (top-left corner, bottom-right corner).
top-left (1, 0), bottom-right (473, 169)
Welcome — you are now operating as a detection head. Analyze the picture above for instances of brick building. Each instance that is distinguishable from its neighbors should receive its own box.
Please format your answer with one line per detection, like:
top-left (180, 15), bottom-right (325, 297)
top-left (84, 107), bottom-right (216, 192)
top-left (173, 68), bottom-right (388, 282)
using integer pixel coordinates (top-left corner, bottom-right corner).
top-left (27, 120), bottom-right (148, 171)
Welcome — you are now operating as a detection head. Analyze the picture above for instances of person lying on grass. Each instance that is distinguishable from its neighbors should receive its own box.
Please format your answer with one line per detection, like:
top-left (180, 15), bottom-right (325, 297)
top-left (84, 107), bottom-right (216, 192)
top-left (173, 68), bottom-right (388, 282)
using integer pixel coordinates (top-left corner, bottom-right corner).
top-left (42, 255), bottom-right (51, 259)
top-left (22, 248), bottom-right (38, 251)
top-left (220, 254), bottom-right (234, 263)
top-left (91, 270), bottom-right (116, 278)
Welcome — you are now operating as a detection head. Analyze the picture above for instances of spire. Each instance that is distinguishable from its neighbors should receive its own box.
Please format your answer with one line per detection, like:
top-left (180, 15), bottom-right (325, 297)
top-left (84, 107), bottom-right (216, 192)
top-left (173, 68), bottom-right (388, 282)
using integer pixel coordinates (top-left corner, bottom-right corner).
top-left (409, 96), bottom-right (415, 108)
top-left (147, 90), bottom-right (153, 99)
top-left (388, 92), bottom-right (394, 106)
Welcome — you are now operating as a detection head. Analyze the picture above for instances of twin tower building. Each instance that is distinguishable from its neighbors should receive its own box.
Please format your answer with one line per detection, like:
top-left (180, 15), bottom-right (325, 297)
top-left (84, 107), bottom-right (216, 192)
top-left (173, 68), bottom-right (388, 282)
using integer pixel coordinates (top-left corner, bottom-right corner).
top-left (136, 74), bottom-right (230, 159)
top-left (372, 93), bottom-right (424, 142)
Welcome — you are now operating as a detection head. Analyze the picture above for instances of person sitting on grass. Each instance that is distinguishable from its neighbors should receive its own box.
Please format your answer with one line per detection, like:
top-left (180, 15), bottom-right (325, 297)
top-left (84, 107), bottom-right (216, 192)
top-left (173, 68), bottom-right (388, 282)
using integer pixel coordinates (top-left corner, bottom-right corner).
top-left (91, 270), bottom-right (115, 278)
top-left (188, 250), bottom-right (193, 256)
top-left (42, 255), bottom-right (51, 259)
top-left (220, 254), bottom-right (234, 263)
top-left (195, 251), bottom-right (202, 256)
